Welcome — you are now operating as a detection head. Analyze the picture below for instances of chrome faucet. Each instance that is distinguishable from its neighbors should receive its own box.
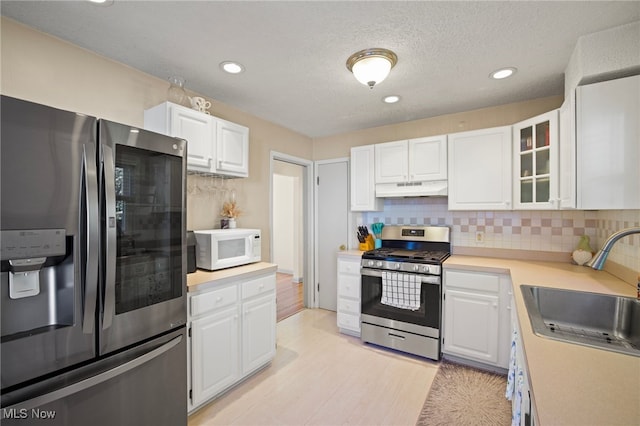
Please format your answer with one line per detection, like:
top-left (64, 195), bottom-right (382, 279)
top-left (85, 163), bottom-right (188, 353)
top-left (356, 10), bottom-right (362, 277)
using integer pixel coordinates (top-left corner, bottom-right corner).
top-left (587, 227), bottom-right (640, 270)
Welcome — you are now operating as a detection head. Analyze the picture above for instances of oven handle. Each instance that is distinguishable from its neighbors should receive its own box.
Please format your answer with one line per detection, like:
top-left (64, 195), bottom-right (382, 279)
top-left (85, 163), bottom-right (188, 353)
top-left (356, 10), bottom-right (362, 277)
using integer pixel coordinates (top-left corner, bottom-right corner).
top-left (360, 268), bottom-right (440, 285)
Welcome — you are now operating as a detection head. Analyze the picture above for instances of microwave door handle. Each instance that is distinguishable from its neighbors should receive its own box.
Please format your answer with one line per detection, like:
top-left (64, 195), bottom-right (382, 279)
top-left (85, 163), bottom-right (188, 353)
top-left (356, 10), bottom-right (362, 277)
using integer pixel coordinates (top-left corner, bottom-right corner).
top-left (102, 144), bottom-right (117, 330)
top-left (82, 144), bottom-right (99, 334)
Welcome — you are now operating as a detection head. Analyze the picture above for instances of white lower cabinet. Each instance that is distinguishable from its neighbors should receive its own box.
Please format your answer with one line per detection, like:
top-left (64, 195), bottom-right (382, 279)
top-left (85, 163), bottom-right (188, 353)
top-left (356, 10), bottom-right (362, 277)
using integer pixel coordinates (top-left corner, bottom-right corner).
top-left (336, 254), bottom-right (361, 336)
top-left (188, 271), bottom-right (276, 412)
top-left (241, 292), bottom-right (276, 376)
top-left (442, 269), bottom-right (511, 369)
top-left (190, 306), bottom-right (239, 409)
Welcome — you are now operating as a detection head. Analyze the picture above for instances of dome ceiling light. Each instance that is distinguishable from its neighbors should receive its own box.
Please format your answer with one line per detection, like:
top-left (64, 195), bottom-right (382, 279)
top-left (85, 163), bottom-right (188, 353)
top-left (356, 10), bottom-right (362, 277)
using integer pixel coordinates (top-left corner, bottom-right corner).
top-left (346, 48), bottom-right (398, 89)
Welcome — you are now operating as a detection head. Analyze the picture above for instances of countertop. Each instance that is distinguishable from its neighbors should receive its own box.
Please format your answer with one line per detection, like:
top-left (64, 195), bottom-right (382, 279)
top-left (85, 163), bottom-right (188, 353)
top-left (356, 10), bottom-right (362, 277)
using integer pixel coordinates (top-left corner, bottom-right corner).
top-left (444, 255), bottom-right (639, 425)
top-left (337, 249), bottom-right (364, 258)
top-left (187, 262), bottom-right (278, 291)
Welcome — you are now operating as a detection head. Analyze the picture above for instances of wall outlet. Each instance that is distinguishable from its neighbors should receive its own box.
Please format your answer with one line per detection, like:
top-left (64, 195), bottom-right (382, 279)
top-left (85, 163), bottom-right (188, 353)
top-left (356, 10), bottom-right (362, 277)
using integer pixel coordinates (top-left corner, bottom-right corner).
top-left (475, 231), bottom-right (485, 243)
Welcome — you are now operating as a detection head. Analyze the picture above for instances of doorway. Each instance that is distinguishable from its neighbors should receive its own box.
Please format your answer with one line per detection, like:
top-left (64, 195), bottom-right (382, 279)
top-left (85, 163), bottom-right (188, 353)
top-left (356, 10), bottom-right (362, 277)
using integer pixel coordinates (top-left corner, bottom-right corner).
top-left (270, 152), bottom-right (314, 317)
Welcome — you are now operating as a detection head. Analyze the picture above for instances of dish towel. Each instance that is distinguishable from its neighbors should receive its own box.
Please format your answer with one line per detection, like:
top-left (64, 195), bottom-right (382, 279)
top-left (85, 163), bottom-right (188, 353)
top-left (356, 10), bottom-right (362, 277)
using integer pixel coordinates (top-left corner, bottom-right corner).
top-left (506, 325), bottom-right (523, 426)
top-left (381, 271), bottom-right (421, 310)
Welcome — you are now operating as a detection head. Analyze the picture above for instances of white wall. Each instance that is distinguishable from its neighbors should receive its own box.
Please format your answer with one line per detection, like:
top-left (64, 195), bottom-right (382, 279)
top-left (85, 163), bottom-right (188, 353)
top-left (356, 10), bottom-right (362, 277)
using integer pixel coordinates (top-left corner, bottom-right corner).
top-left (565, 21), bottom-right (640, 96)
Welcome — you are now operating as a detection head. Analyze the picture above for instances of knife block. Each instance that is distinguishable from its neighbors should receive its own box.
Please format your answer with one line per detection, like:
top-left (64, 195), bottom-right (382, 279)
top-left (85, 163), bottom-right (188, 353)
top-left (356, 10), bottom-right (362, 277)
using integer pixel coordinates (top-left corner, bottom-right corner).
top-left (359, 235), bottom-right (375, 251)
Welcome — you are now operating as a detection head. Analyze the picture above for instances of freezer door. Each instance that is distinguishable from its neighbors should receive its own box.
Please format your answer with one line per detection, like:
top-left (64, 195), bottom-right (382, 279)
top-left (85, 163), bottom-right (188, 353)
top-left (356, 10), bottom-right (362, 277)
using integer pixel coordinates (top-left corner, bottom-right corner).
top-left (98, 120), bottom-right (187, 355)
top-left (0, 96), bottom-right (98, 390)
top-left (1, 328), bottom-right (187, 426)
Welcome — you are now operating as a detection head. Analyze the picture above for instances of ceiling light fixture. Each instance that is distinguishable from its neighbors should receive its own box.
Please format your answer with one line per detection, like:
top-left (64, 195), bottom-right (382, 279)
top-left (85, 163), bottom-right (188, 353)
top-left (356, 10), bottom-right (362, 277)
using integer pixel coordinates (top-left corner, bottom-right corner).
top-left (346, 48), bottom-right (397, 89)
top-left (220, 61), bottom-right (245, 74)
top-left (87, 0), bottom-right (114, 6)
top-left (383, 95), bottom-right (400, 104)
top-left (490, 67), bottom-right (517, 80)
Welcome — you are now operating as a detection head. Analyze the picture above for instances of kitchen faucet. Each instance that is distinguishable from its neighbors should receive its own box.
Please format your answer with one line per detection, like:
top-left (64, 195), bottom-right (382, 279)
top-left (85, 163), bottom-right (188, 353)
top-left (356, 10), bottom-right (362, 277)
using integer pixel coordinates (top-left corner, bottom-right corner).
top-left (586, 227), bottom-right (640, 270)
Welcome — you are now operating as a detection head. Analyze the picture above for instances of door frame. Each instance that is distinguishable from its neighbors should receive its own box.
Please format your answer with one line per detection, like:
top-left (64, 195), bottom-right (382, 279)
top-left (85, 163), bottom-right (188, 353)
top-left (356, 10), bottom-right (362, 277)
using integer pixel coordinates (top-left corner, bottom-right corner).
top-left (269, 151), bottom-right (315, 308)
top-left (314, 157), bottom-right (350, 310)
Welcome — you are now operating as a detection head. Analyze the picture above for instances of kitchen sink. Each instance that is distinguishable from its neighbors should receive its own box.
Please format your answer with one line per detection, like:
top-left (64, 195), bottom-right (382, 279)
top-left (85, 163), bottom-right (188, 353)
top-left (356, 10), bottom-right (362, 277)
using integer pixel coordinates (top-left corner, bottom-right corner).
top-left (520, 285), bottom-right (640, 357)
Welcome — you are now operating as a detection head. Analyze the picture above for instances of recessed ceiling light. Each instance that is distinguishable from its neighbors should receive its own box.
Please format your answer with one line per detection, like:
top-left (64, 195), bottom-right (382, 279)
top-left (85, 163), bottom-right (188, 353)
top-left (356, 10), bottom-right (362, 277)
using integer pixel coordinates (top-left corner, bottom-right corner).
top-left (383, 95), bottom-right (400, 104)
top-left (220, 61), bottom-right (245, 74)
top-left (490, 67), bottom-right (517, 80)
top-left (87, 0), bottom-right (114, 6)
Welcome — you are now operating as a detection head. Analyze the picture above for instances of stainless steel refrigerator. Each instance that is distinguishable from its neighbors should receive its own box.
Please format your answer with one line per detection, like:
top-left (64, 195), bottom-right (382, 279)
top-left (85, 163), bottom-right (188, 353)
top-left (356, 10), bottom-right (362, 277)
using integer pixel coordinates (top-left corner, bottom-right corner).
top-left (1, 96), bottom-right (188, 425)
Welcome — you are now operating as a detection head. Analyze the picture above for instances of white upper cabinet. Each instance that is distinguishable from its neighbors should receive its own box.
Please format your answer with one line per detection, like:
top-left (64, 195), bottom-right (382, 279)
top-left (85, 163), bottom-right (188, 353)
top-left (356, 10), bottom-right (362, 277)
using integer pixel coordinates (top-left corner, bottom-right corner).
top-left (448, 126), bottom-right (512, 210)
top-left (216, 118), bottom-right (249, 177)
top-left (350, 145), bottom-right (383, 211)
top-left (576, 75), bottom-right (640, 209)
top-left (374, 136), bottom-right (447, 183)
top-left (144, 101), bottom-right (249, 177)
top-left (512, 110), bottom-right (559, 210)
top-left (409, 136), bottom-right (448, 181)
top-left (375, 140), bottom-right (408, 183)
top-left (559, 97), bottom-right (576, 209)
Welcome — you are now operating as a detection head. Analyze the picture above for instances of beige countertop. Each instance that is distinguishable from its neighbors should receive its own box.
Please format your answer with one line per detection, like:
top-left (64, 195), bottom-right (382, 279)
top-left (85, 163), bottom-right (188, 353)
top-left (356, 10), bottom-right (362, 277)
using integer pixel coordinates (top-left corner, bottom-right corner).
top-left (337, 249), bottom-right (364, 259)
top-left (187, 262), bottom-right (278, 291)
top-left (445, 255), bottom-right (639, 425)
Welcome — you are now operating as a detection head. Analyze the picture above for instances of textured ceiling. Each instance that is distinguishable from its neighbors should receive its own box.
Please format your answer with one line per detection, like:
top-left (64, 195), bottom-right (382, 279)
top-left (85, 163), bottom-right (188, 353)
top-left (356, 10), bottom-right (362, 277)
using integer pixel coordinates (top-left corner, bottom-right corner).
top-left (2, 1), bottom-right (639, 138)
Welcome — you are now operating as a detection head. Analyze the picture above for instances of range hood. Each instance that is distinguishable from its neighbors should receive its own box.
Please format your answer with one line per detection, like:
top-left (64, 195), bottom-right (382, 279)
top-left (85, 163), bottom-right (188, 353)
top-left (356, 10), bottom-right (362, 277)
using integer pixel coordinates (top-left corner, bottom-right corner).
top-left (375, 180), bottom-right (448, 197)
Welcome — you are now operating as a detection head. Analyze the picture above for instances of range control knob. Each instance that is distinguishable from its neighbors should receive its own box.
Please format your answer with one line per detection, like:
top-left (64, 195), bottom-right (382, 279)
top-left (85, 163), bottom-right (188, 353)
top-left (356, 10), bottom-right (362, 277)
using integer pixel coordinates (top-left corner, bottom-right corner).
top-left (413, 265), bottom-right (420, 272)
top-left (376, 261), bottom-right (383, 268)
top-left (394, 263), bottom-right (401, 269)
top-left (422, 265), bottom-right (431, 273)
top-left (367, 260), bottom-right (375, 267)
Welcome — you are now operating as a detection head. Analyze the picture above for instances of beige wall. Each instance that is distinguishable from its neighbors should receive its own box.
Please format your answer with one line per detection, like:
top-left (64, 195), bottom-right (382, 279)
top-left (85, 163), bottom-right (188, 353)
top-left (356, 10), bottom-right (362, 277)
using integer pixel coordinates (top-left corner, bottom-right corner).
top-left (312, 95), bottom-right (563, 159)
top-left (1, 17), bottom-right (312, 262)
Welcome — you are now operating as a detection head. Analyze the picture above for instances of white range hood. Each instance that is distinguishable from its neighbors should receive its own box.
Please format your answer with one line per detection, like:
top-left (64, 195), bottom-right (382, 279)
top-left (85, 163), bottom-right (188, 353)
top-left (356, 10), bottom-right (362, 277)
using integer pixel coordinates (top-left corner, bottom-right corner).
top-left (375, 180), bottom-right (448, 197)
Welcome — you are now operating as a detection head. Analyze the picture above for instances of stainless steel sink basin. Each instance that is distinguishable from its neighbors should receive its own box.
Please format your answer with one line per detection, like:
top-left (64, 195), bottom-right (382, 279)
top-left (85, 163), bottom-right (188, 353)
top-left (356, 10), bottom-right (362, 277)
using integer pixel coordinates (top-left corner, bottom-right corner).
top-left (521, 285), bottom-right (640, 357)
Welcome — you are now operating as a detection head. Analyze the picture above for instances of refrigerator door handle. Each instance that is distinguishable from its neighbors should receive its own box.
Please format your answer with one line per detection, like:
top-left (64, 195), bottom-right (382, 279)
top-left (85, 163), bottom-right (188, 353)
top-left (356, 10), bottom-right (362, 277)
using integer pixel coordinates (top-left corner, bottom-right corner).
top-left (3, 334), bottom-right (183, 412)
top-left (102, 144), bottom-right (117, 330)
top-left (82, 144), bottom-right (99, 334)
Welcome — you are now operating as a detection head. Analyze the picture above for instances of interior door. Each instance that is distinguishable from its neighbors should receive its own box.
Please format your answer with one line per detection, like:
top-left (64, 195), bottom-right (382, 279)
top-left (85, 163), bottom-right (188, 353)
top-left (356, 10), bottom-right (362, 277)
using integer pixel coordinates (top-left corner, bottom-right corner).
top-left (316, 160), bottom-right (349, 311)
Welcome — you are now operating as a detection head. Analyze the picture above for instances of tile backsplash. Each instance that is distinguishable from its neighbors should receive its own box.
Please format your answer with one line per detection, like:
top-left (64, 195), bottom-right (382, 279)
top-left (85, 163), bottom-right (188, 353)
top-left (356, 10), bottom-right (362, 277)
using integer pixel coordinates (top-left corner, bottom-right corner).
top-left (359, 198), bottom-right (639, 272)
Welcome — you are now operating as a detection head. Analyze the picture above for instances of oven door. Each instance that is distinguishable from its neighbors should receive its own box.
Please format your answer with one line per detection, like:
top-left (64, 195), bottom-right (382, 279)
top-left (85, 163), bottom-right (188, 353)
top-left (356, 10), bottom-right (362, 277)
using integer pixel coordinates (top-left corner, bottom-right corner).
top-left (360, 267), bottom-right (441, 335)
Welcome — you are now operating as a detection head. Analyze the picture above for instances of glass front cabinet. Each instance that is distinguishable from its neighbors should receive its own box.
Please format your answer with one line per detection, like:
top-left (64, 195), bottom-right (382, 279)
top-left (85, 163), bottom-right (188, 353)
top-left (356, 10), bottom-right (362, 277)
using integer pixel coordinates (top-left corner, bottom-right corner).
top-left (512, 110), bottom-right (559, 209)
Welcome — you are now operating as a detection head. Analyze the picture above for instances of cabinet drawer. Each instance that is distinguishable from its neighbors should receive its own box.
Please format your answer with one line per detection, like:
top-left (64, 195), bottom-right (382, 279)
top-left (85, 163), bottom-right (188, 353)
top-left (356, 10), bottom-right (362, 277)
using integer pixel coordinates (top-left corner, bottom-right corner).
top-left (337, 312), bottom-right (360, 332)
top-left (338, 274), bottom-right (360, 298)
top-left (242, 274), bottom-right (276, 300)
top-left (338, 259), bottom-right (361, 275)
top-left (445, 270), bottom-right (500, 293)
top-left (338, 297), bottom-right (360, 315)
top-left (191, 285), bottom-right (238, 317)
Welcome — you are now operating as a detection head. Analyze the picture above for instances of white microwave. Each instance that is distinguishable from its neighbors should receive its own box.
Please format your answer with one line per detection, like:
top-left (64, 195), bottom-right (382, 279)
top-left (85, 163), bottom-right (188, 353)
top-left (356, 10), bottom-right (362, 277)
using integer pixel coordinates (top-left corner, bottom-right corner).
top-left (193, 229), bottom-right (261, 271)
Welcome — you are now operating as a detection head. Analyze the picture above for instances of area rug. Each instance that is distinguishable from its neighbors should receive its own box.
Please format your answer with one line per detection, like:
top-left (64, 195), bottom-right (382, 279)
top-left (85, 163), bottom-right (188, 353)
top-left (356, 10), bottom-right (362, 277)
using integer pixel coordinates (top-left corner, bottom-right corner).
top-left (416, 360), bottom-right (511, 426)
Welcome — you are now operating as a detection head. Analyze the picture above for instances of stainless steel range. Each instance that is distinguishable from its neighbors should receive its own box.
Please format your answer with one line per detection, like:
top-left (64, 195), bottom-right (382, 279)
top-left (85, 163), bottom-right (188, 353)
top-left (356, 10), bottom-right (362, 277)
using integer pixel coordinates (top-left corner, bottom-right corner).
top-left (360, 226), bottom-right (450, 360)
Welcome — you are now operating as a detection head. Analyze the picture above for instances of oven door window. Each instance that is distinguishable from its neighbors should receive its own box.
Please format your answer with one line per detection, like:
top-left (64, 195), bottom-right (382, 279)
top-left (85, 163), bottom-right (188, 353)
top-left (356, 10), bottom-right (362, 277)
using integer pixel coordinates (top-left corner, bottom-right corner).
top-left (114, 145), bottom-right (183, 314)
top-left (361, 271), bottom-right (441, 329)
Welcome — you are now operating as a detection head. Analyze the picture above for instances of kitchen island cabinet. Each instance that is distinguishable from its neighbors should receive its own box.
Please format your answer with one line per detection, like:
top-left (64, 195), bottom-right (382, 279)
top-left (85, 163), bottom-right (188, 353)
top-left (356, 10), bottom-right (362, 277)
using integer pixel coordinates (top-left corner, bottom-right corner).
top-left (444, 255), bottom-right (638, 426)
top-left (187, 263), bottom-right (276, 413)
